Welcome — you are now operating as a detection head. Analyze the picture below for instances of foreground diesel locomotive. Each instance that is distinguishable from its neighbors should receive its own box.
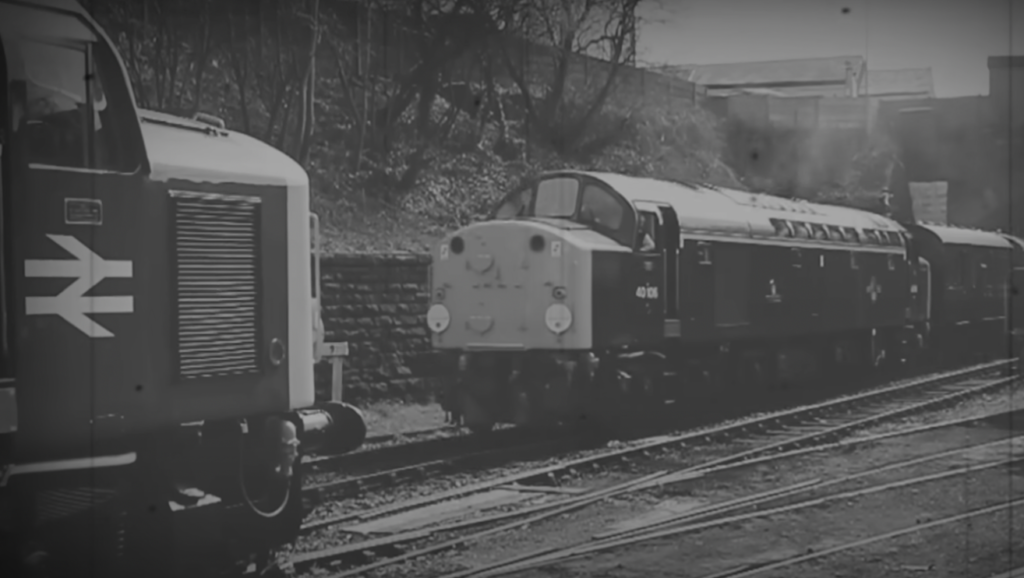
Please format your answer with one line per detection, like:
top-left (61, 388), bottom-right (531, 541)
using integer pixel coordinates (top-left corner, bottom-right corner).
top-left (428, 170), bottom-right (1021, 433)
top-left (0, 2), bottom-right (366, 576)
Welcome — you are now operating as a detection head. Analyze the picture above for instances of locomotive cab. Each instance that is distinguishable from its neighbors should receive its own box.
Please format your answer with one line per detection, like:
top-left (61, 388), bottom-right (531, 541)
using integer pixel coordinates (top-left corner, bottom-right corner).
top-left (430, 172), bottom-right (676, 354)
top-left (430, 172), bottom-right (685, 429)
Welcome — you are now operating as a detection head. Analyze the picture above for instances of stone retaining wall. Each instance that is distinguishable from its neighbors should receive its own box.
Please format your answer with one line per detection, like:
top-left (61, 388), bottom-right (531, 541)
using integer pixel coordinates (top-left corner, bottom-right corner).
top-left (315, 253), bottom-right (440, 404)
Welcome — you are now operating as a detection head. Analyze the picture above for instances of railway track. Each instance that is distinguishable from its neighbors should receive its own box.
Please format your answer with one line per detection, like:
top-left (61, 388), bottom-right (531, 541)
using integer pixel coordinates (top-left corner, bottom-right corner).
top-left (305, 425), bottom-right (466, 468)
top-left (302, 426), bottom-right (592, 502)
top-left (299, 358), bottom-right (1007, 504)
top-left (463, 416), bottom-right (1024, 578)
top-left (286, 359), bottom-right (1017, 577)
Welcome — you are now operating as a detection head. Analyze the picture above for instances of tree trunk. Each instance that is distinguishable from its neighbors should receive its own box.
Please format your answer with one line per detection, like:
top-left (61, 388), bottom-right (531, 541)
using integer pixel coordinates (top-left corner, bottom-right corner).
top-left (296, 0), bottom-right (320, 166)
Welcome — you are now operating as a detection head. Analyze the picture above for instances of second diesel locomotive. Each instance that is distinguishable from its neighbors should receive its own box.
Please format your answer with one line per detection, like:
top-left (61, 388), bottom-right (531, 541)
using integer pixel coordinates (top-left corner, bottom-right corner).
top-left (427, 170), bottom-right (1018, 433)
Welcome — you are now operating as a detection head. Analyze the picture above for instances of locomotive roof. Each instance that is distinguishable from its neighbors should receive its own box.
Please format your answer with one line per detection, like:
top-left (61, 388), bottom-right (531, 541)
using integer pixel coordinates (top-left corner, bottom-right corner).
top-left (909, 222), bottom-right (1013, 249)
top-left (139, 109), bottom-right (308, 188)
top-left (544, 170), bottom-right (907, 241)
top-left (1002, 233), bottom-right (1024, 249)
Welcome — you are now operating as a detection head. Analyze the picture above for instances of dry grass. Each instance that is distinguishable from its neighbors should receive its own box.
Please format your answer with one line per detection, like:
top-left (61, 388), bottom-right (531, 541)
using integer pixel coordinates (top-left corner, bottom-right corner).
top-left (359, 400), bottom-right (448, 437)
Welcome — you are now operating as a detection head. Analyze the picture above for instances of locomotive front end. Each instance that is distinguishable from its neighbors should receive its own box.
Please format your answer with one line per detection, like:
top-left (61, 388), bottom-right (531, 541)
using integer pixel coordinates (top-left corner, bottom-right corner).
top-left (429, 220), bottom-right (592, 351)
top-left (429, 219), bottom-right (598, 431)
top-left (0, 3), bottom-right (364, 573)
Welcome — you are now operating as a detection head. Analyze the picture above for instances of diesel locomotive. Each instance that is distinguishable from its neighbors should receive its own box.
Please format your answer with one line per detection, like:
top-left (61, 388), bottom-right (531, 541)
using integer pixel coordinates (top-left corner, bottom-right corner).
top-left (0, 1), bottom-right (366, 576)
top-left (428, 170), bottom-right (1021, 433)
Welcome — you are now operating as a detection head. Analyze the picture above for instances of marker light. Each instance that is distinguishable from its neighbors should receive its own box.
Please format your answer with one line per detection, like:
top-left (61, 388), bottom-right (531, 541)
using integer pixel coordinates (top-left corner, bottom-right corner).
top-left (545, 304), bottom-right (572, 334)
top-left (427, 304), bottom-right (451, 333)
top-left (530, 235), bottom-right (545, 252)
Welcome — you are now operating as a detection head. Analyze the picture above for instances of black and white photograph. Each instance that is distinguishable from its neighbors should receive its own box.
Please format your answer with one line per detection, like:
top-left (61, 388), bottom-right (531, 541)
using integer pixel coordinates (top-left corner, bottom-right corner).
top-left (0, 0), bottom-right (1022, 576)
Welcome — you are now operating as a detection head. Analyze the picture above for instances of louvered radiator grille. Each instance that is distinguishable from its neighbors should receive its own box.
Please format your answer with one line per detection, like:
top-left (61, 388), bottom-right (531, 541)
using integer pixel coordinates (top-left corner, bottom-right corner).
top-left (171, 190), bottom-right (263, 380)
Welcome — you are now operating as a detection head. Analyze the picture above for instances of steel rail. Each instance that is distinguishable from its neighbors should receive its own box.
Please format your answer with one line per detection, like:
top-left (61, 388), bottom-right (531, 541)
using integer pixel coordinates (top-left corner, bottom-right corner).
top-left (299, 360), bottom-right (1013, 506)
top-left (288, 361), bottom-right (1016, 576)
top-left (304, 359), bottom-right (1011, 529)
top-left (460, 413), bottom-right (1024, 577)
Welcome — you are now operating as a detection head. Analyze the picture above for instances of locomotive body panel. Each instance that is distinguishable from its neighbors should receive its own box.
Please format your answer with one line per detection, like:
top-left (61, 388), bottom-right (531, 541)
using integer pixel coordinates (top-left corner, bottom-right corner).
top-left (905, 223), bottom-right (1012, 329)
top-left (673, 237), bottom-right (909, 345)
top-left (571, 170), bottom-right (913, 341)
top-left (594, 248), bottom-right (664, 348)
top-left (13, 159), bottom-right (146, 463)
top-left (429, 219), bottom-right (628, 351)
top-left (141, 110), bottom-right (315, 420)
top-left (677, 237), bottom-right (718, 339)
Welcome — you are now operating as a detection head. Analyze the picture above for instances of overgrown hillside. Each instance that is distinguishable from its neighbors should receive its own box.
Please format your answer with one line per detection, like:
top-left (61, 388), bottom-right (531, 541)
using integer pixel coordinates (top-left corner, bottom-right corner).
top-left (89, 0), bottom-right (745, 252)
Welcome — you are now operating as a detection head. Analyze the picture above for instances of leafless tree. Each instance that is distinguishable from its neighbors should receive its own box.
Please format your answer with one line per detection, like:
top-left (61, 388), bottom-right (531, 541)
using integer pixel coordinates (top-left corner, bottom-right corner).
top-left (495, 0), bottom-right (642, 156)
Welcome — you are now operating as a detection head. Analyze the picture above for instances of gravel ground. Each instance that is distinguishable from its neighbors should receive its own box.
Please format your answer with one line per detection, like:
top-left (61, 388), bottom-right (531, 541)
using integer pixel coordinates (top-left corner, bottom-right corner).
top-left (522, 453), bottom-right (1023, 578)
top-left (359, 401), bottom-right (448, 437)
top-left (327, 379), bottom-right (1024, 578)
top-left (440, 382), bottom-right (1024, 578)
top-left (844, 380), bottom-right (1022, 439)
top-left (285, 373), bottom-right (1022, 577)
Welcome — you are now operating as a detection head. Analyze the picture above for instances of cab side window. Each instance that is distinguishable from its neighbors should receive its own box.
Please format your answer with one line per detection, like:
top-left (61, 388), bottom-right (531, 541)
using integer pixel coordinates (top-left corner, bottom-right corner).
top-left (13, 8), bottom-right (136, 172)
top-left (21, 40), bottom-right (90, 168)
top-left (637, 211), bottom-right (658, 252)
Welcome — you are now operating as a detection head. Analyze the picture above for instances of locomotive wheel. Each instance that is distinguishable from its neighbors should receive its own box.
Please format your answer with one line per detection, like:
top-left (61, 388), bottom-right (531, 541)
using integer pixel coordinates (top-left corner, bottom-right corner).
top-left (742, 356), bottom-right (770, 390)
top-left (459, 392), bottom-right (496, 435)
top-left (581, 369), bottom-right (626, 435)
top-left (509, 386), bottom-right (534, 428)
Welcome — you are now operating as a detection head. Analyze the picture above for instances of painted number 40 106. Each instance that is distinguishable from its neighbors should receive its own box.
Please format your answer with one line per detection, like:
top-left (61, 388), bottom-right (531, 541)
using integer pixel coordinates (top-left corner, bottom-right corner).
top-left (636, 285), bottom-right (658, 299)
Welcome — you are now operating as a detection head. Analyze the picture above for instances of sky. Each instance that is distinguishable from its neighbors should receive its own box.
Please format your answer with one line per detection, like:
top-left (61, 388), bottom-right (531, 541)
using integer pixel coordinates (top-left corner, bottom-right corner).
top-left (636, 0), bottom-right (1024, 97)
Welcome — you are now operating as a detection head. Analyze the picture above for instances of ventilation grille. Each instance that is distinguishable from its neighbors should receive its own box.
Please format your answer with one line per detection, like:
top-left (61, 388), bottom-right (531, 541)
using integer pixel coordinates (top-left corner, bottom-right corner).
top-left (171, 190), bottom-right (263, 380)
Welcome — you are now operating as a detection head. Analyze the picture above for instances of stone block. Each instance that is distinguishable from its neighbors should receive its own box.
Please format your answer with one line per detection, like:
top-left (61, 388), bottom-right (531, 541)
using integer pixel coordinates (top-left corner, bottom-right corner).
top-left (314, 251), bottom-right (445, 402)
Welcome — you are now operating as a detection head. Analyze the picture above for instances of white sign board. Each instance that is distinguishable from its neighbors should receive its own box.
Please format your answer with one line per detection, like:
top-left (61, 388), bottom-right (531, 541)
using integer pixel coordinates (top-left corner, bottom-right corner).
top-left (908, 181), bottom-right (948, 224)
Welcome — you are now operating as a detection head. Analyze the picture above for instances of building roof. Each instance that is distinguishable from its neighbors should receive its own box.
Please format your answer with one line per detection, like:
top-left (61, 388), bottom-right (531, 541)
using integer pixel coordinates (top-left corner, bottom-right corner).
top-left (864, 68), bottom-right (934, 97)
top-left (910, 223), bottom-right (1012, 249)
top-left (988, 56), bottom-right (1024, 69)
top-left (674, 55), bottom-right (865, 87)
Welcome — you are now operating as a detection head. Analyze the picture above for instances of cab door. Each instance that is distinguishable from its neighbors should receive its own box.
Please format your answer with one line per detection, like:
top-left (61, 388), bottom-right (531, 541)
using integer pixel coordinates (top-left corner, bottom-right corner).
top-left (634, 201), bottom-right (680, 338)
top-left (629, 205), bottom-right (667, 345)
top-left (3, 5), bottom-right (148, 462)
top-left (658, 204), bottom-right (681, 333)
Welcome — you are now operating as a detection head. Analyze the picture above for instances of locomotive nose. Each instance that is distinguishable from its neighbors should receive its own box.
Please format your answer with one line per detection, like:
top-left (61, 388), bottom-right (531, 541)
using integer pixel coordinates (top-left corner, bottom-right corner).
top-left (431, 221), bottom-right (583, 349)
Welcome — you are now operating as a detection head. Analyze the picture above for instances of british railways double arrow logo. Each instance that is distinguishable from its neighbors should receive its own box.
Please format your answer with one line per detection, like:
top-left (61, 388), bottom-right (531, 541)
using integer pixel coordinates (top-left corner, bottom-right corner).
top-left (24, 234), bottom-right (133, 338)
